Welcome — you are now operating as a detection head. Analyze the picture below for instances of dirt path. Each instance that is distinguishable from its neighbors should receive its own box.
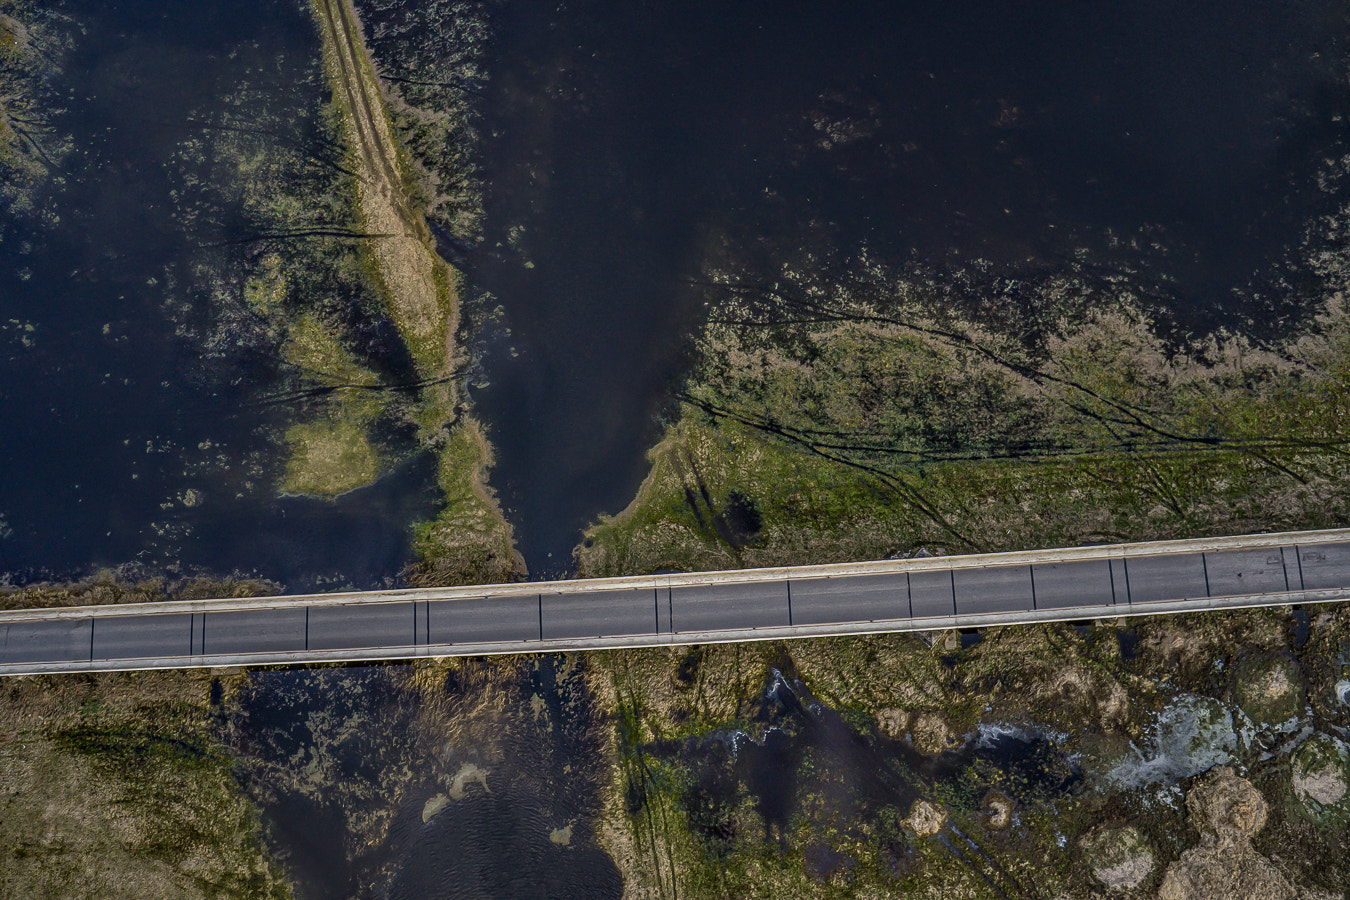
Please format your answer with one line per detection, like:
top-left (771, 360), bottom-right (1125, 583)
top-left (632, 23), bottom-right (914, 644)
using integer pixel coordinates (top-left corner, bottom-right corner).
top-left (313, 0), bottom-right (456, 375)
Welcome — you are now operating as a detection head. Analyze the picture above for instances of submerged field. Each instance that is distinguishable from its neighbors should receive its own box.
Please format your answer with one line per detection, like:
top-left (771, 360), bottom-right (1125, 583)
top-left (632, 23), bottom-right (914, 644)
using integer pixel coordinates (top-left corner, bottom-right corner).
top-left (589, 605), bottom-right (1350, 899)
top-left (579, 280), bottom-right (1350, 576)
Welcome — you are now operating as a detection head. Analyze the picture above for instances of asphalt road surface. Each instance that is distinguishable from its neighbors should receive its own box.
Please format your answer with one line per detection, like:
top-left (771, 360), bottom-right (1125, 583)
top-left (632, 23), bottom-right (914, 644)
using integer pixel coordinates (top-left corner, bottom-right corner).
top-left (2, 531), bottom-right (1348, 673)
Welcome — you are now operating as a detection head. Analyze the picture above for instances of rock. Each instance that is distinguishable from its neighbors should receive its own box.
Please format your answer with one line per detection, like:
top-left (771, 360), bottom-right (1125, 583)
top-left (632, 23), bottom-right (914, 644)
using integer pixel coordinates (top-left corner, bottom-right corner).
top-left (1157, 839), bottom-right (1295, 900)
top-left (909, 710), bottom-right (960, 755)
top-left (1186, 765), bottom-right (1267, 838)
top-left (1047, 666), bottom-right (1131, 731)
top-left (875, 707), bottom-right (960, 752)
top-left (904, 799), bottom-right (949, 836)
top-left (1080, 824), bottom-right (1154, 891)
top-left (1231, 653), bottom-right (1304, 730)
top-left (876, 707), bottom-right (907, 740)
top-left (1156, 767), bottom-right (1297, 900)
top-left (1291, 734), bottom-right (1350, 825)
top-left (981, 790), bottom-right (1013, 831)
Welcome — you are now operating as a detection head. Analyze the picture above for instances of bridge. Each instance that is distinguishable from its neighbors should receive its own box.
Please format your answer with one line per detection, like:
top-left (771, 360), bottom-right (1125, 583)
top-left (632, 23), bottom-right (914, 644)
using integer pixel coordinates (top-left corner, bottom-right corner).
top-left (2, 528), bottom-right (1349, 675)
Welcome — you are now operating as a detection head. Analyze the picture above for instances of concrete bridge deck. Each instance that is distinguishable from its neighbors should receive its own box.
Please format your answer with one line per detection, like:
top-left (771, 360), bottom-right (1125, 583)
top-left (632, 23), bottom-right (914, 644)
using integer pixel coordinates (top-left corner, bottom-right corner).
top-left (2, 528), bottom-right (1349, 675)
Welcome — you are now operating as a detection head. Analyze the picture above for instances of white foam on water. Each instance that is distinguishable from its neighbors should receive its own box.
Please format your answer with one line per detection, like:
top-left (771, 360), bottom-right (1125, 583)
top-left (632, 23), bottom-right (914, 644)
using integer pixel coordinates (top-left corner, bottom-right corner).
top-left (1104, 694), bottom-right (1237, 790)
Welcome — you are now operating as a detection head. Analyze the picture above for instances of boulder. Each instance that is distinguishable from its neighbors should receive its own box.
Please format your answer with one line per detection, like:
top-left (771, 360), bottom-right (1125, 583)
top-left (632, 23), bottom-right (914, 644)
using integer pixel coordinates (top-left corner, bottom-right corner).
top-left (981, 790), bottom-right (1013, 831)
top-left (909, 710), bottom-right (960, 755)
top-left (1186, 765), bottom-right (1267, 838)
top-left (876, 707), bottom-right (907, 741)
top-left (1291, 734), bottom-right (1350, 826)
top-left (1080, 824), bottom-right (1155, 891)
top-left (1156, 767), bottom-right (1297, 900)
top-left (904, 799), bottom-right (949, 837)
top-left (1230, 653), bottom-right (1304, 731)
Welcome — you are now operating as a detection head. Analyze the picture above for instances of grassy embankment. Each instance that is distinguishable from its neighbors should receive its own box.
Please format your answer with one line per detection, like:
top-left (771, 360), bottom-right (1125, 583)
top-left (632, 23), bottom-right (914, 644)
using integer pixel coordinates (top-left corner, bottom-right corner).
top-left (0, 9), bottom-right (27, 169)
top-left (0, 577), bottom-right (278, 612)
top-left (579, 291), bottom-right (1350, 576)
top-left (295, 0), bottom-right (518, 583)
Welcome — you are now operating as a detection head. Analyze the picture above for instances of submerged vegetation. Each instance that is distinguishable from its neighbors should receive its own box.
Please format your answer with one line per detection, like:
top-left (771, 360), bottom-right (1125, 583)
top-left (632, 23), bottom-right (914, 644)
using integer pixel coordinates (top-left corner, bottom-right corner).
top-left (139, 0), bottom-right (515, 578)
top-left (4, 3), bottom-right (1350, 900)
top-left (406, 418), bottom-right (524, 586)
top-left (301, 0), bottom-right (518, 580)
top-left (0, 0), bottom-right (69, 222)
top-left (222, 656), bottom-right (619, 898)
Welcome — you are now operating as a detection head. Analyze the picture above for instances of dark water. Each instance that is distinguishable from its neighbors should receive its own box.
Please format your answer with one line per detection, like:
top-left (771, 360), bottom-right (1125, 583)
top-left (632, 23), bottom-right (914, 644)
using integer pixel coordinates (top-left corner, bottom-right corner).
top-left (228, 660), bottom-right (621, 900)
top-left (0, 0), bottom-right (438, 590)
top-left (469, 0), bottom-right (1350, 573)
top-left (4, 0), bottom-right (1349, 583)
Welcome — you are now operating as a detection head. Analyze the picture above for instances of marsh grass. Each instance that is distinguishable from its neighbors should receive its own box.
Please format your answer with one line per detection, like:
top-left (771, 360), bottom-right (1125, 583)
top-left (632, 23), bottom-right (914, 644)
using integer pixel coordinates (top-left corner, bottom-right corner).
top-left (406, 418), bottom-right (523, 585)
top-left (589, 605), bottom-right (1350, 899)
top-left (579, 292), bottom-right (1350, 576)
top-left (281, 417), bottom-right (381, 496)
top-left (0, 577), bottom-right (278, 611)
top-left (0, 2), bottom-right (68, 213)
top-left (277, 315), bottom-right (393, 496)
top-left (0, 662), bottom-right (289, 900)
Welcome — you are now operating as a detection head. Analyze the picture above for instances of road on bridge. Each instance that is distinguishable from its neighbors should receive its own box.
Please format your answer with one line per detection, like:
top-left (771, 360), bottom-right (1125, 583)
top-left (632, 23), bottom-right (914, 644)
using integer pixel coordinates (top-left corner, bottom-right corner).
top-left (2, 529), bottom-right (1349, 674)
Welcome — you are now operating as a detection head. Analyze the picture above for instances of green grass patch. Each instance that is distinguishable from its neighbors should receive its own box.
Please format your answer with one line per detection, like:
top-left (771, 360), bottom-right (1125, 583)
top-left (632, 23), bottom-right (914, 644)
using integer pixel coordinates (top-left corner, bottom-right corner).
top-left (407, 419), bottom-right (521, 585)
top-left (277, 316), bottom-right (393, 497)
top-left (282, 417), bottom-right (380, 497)
top-left (580, 297), bottom-right (1350, 576)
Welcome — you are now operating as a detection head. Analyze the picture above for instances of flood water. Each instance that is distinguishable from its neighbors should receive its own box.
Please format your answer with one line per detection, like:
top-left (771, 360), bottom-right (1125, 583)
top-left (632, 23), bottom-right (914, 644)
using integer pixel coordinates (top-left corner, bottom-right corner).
top-left (1, 0), bottom-right (1347, 581)
top-left (631, 667), bottom-right (1080, 890)
top-left (10, 4), bottom-right (1347, 896)
top-left (0, 0), bottom-right (440, 590)
top-left (227, 659), bottom-right (622, 900)
top-left (468, 0), bottom-right (1350, 573)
